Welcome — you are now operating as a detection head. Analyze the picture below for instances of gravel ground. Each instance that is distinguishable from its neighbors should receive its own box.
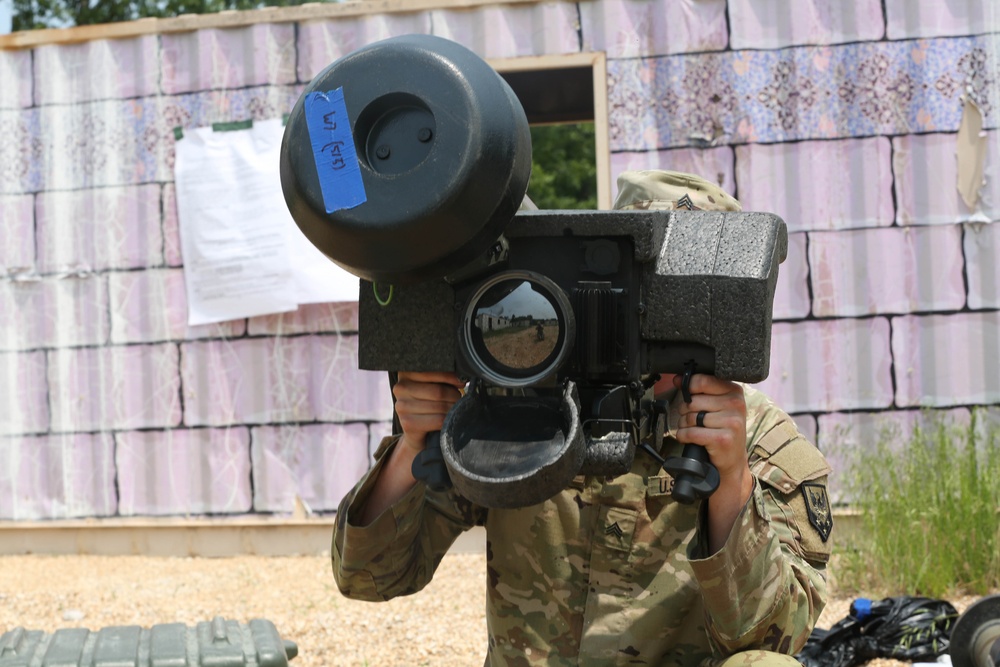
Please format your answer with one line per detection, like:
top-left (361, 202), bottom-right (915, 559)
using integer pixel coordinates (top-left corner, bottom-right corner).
top-left (0, 553), bottom-right (988, 666)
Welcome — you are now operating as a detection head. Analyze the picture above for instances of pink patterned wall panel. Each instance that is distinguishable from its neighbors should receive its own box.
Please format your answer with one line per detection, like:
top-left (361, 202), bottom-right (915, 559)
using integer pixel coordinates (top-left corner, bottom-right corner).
top-left (308, 336), bottom-right (394, 422)
top-left (162, 184), bottom-right (183, 267)
top-left (579, 0), bottom-right (728, 58)
top-left (181, 337), bottom-right (314, 426)
top-left (161, 24), bottom-right (297, 94)
top-left (0, 276), bottom-right (109, 350)
top-left (965, 221), bottom-right (1000, 309)
top-left (728, 0), bottom-right (885, 50)
top-left (180, 336), bottom-right (392, 427)
top-left (248, 302), bottom-right (360, 336)
top-left (772, 232), bottom-right (810, 321)
top-left (816, 407), bottom-right (973, 501)
top-left (50, 276), bottom-right (110, 348)
top-left (608, 37), bottom-right (994, 151)
top-left (33, 37), bottom-right (159, 105)
top-left (36, 186), bottom-right (163, 272)
top-left (432, 3), bottom-right (579, 60)
top-left (0, 351), bottom-right (49, 436)
top-left (809, 226), bottom-right (966, 317)
top-left (0, 49), bottom-right (33, 109)
top-left (108, 269), bottom-right (246, 344)
top-left (34, 87), bottom-right (303, 196)
top-left (756, 319), bottom-right (895, 413)
top-left (0, 108), bottom-right (40, 195)
top-left (116, 428), bottom-right (252, 515)
top-left (251, 423), bottom-right (371, 512)
top-left (48, 345), bottom-right (181, 432)
top-left (0, 433), bottom-right (116, 519)
top-left (38, 101), bottom-right (153, 190)
top-left (296, 14), bottom-right (433, 81)
top-left (0, 281), bottom-right (44, 351)
top-left (980, 131), bottom-right (1000, 220)
top-left (791, 414), bottom-right (817, 455)
top-left (885, 0), bottom-right (999, 39)
top-left (0, 194), bottom-right (34, 273)
top-left (0, 49), bottom-right (32, 109)
top-left (892, 312), bottom-right (1000, 407)
top-left (736, 138), bottom-right (895, 232)
top-left (893, 132), bottom-right (1000, 225)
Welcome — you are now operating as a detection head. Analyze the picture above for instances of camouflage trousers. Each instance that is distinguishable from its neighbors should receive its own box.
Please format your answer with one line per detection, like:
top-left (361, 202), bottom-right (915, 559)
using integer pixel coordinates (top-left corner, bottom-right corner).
top-left (706, 650), bottom-right (803, 666)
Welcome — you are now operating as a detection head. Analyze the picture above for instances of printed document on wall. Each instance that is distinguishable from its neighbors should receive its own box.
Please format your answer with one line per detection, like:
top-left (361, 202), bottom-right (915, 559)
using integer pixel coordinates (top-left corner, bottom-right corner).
top-left (174, 118), bottom-right (357, 326)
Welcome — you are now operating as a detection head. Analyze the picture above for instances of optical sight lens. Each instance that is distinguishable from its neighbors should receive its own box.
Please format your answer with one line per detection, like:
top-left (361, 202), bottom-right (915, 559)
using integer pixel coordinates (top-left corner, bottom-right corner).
top-left (461, 271), bottom-right (575, 387)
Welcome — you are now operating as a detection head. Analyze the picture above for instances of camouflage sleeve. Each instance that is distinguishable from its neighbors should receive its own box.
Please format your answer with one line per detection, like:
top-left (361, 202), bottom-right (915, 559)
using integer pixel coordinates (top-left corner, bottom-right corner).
top-left (331, 435), bottom-right (488, 602)
top-left (688, 386), bottom-right (832, 657)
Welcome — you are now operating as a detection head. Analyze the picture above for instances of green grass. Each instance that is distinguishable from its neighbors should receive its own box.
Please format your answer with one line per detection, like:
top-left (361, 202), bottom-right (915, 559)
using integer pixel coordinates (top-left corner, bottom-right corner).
top-left (836, 411), bottom-right (1000, 598)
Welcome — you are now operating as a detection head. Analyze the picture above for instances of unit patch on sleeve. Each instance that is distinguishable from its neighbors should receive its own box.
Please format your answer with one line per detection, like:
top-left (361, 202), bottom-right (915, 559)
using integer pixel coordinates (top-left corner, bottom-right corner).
top-left (801, 482), bottom-right (833, 542)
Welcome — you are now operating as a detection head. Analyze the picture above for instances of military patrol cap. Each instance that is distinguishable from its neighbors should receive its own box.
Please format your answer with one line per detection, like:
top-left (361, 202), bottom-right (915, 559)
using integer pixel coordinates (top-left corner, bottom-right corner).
top-left (612, 170), bottom-right (742, 212)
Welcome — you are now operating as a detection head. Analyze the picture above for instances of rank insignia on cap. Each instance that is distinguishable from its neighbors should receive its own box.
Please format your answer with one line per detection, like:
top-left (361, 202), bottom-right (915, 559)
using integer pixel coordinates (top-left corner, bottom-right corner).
top-left (801, 482), bottom-right (833, 542)
top-left (674, 193), bottom-right (699, 210)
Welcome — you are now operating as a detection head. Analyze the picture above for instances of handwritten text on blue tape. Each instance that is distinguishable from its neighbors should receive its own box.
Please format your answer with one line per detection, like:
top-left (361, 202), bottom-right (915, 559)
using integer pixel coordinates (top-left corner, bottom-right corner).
top-left (304, 88), bottom-right (367, 213)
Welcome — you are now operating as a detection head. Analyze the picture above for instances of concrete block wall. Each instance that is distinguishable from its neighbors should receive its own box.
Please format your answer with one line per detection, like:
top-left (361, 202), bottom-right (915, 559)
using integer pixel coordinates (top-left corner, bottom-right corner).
top-left (1, 0), bottom-right (998, 517)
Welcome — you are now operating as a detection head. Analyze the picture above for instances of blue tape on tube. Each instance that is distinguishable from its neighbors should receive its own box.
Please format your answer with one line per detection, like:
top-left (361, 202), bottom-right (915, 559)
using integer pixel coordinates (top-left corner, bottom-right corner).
top-left (304, 88), bottom-right (367, 213)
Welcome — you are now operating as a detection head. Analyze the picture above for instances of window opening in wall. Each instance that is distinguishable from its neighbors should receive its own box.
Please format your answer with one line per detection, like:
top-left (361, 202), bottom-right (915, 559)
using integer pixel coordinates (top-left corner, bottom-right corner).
top-left (493, 54), bottom-right (610, 210)
top-left (526, 122), bottom-right (597, 210)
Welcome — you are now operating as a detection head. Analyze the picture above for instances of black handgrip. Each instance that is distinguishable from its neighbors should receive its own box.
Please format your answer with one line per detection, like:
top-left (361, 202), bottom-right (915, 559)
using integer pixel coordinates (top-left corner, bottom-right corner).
top-left (410, 431), bottom-right (452, 492)
top-left (664, 362), bottom-right (720, 504)
top-left (664, 443), bottom-right (720, 504)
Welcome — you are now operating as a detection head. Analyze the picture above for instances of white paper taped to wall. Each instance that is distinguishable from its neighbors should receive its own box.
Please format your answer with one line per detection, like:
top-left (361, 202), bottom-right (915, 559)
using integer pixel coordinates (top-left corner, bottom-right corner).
top-left (174, 118), bottom-right (358, 326)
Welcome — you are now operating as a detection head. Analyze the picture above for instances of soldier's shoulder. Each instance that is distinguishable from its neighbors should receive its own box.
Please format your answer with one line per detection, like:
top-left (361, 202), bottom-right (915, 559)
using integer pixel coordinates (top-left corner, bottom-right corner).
top-left (749, 422), bottom-right (834, 563)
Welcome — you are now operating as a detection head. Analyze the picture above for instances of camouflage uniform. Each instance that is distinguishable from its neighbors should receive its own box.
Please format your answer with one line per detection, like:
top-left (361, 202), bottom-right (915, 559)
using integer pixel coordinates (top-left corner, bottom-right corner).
top-left (332, 172), bottom-right (833, 666)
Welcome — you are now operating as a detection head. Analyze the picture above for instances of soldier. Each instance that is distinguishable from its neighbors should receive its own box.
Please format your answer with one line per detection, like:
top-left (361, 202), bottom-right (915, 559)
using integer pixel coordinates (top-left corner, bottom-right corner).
top-left (332, 170), bottom-right (833, 667)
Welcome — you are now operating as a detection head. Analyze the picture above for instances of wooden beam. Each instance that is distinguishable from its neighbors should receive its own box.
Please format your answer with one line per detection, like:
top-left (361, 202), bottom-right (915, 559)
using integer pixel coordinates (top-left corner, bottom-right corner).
top-left (0, 517), bottom-right (487, 556)
top-left (0, 512), bottom-right (862, 556)
top-left (0, 0), bottom-right (564, 50)
top-left (489, 52), bottom-right (602, 74)
top-left (591, 51), bottom-right (611, 210)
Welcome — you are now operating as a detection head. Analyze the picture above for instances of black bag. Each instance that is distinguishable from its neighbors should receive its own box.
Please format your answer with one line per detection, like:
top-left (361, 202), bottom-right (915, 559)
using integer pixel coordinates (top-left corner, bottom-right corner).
top-left (796, 596), bottom-right (959, 667)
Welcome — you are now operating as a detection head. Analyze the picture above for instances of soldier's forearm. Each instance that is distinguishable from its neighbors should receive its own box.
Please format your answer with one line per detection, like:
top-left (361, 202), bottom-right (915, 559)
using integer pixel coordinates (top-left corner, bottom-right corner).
top-left (358, 436), bottom-right (421, 526)
top-left (706, 464), bottom-right (755, 554)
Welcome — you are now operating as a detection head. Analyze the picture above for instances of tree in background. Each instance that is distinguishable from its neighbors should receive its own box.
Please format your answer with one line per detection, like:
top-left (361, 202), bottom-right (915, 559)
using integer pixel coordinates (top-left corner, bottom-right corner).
top-left (527, 123), bottom-right (597, 210)
top-left (11, 0), bottom-right (311, 31)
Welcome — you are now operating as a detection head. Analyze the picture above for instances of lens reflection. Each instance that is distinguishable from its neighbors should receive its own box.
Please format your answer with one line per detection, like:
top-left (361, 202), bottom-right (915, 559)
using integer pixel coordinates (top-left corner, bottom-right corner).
top-left (472, 280), bottom-right (560, 371)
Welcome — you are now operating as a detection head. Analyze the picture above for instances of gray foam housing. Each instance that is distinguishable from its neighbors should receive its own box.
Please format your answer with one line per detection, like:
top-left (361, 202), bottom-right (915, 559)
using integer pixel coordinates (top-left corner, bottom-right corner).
top-left (359, 208), bottom-right (788, 384)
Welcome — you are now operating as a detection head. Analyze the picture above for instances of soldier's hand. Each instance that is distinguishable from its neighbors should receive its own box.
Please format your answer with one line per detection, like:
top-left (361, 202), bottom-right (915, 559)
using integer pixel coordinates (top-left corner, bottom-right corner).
top-left (393, 371), bottom-right (465, 454)
top-left (673, 373), bottom-right (753, 552)
top-left (672, 374), bottom-right (750, 491)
